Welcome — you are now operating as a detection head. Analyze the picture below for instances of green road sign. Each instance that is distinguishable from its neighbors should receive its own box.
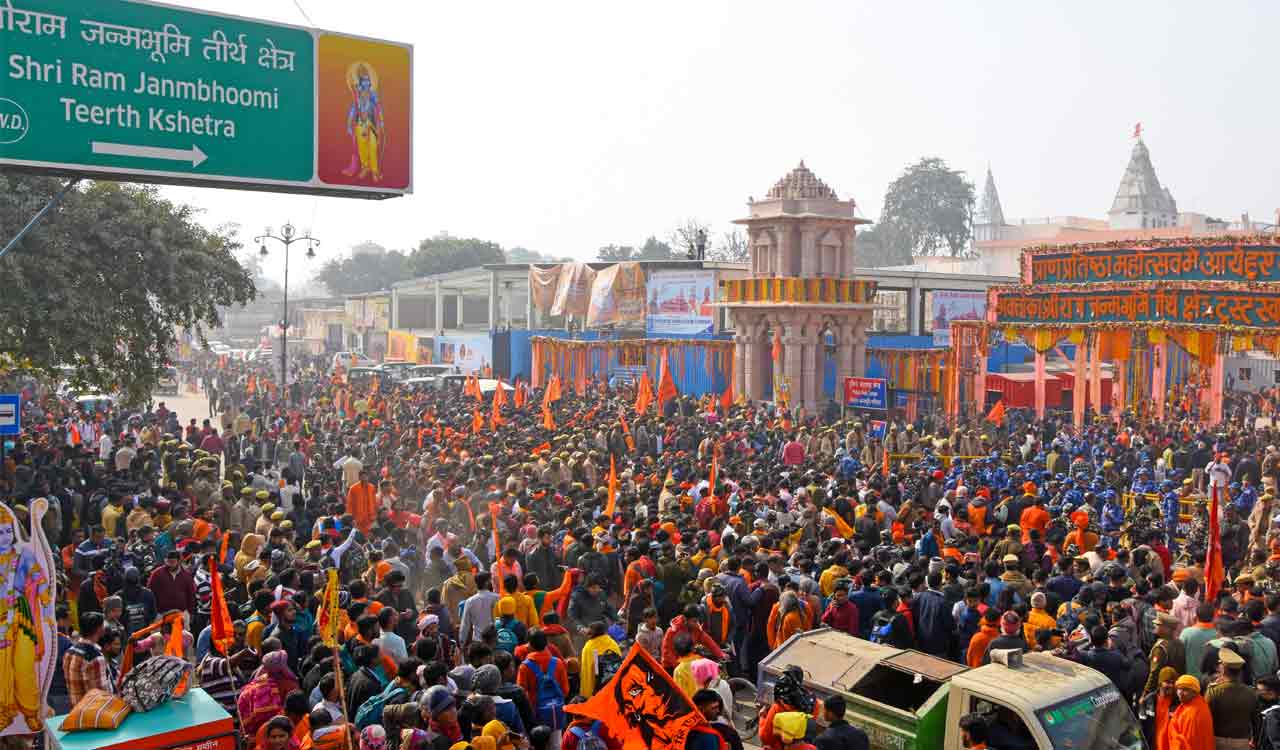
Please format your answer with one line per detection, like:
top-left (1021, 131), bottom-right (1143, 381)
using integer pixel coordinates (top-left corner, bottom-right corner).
top-left (0, 0), bottom-right (412, 198)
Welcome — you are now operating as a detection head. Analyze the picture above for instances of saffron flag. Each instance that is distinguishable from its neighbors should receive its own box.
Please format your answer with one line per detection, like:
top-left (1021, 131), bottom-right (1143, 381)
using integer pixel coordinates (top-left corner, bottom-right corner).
top-left (565, 644), bottom-right (707, 750)
top-left (986, 399), bottom-right (1006, 426)
top-left (720, 381), bottom-right (733, 413)
top-left (209, 556), bottom-right (235, 656)
top-left (619, 412), bottom-right (636, 453)
top-left (542, 406), bottom-right (556, 431)
top-left (823, 506), bottom-right (855, 540)
top-left (708, 453), bottom-right (717, 500)
top-left (882, 446), bottom-right (889, 479)
top-left (473, 409), bottom-right (485, 434)
top-left (532, 441), bottom-right (551, 455)
top-left (317, 568), bottom-right (341, 647)
top-left (491, 379), bottom-right (507, 428)
top-left (771, 329), bottom-right (782, 362)
top-left (605, 456), bottom-right (618, 517)
top-left (1205, 483), bottom-right (1224, 601)
top-left (635, 370), bottom-right (654, 415)
top-left (489, 502), bottom-right (503, 590)
top-left (655, 351), bottom-right (677, 412)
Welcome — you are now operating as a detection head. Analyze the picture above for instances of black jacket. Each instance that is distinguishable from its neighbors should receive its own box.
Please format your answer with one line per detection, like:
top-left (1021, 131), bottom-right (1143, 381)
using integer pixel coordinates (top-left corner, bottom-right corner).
top-left (816, 720), bottom-right (870, 750)
top-left (346, 666), bottom-right (382, 718)
top-left (527, 544), bottom-right (562, 590)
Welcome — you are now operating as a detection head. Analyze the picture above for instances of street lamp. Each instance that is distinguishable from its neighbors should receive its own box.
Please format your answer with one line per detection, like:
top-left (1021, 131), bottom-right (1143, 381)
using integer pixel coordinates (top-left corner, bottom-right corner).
top-left (254, 222), bottom-right (319, 403)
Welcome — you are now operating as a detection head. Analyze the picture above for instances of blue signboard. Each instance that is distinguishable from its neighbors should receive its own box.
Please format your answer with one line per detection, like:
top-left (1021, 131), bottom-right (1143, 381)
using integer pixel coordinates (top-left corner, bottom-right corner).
top-left (0, 394), bottom-right (19, 436)
top-left (868, 420), bottom-right (887, 440)
top-left (843, 377), bottom-right (887, 410)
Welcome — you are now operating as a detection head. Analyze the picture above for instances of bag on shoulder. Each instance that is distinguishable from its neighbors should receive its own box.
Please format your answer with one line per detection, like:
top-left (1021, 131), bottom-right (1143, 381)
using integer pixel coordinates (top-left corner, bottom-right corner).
top-left (568, 720), bottom-right (608, 750)
top-left (354, 680), bottom-right (407, 729)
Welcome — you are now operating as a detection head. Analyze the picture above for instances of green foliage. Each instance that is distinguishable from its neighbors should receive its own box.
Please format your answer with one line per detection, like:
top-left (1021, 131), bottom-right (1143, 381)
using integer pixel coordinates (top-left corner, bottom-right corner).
top-left (408, 234), bottom-right (506, 277)
top-left (596, 244), bottom-right (636, 261)
top-left (507, 247), bottom-right (569, 263)
top-left (315, 246), bottom-right (411, 296)
top-left (854, 223), bottom-right (912, 267)
top-left (0, 173), bottom-right (255, 402)
top-left (638, 236), bottom-right (675, 260)
top-left (880, 157), bottom-right (975, 258)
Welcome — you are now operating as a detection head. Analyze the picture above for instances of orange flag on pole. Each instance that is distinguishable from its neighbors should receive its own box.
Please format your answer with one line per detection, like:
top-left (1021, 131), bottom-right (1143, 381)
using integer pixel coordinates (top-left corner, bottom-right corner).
top-left (532, 441), bottom-right (551, 455)
top-left (635, 371), bottom-right (654, 415)
top-left (619, 411), bottom-right (636, 452)
top-left (489, 502), bottom-right (503, 590)
top-left (209, 556), bottom-right (235, 656)
top-left (771, 329), bottom-right (782, 362)
top-left (720, 381), bottom-right (733, 413)
top-left (882, 445), bottom-right (890, 479)
top-left (709, 453), bottom-right (718, 498)
top-left (656, 350), bottom-right (677, 412)
top-left (473, 409), bottom-right (484, 434)
top-left (605, 456), bottom-right (618, 517)
top-left (986, 399), bottom-right (1006, 426)
top-left (542, 405), bottom-right (556, 431)
top-left (1205, 483), bottom-right (1224, 601)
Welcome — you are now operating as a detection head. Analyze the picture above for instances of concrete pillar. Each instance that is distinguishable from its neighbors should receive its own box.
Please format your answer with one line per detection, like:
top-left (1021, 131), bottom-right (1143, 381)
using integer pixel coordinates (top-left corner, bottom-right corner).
top-left (1152, 341), bottom-right (1167, 420)
top-left (774, 225), bottom-right (788, 276)
top-left (733, 334), bottom-right (747, 405)
top-left (1034, 350), bottom-right (1046, 419)
top-left (489, 271), bottom-right (500, 331)
top-left (433, 280), bottom-right (444, 336)
top-left (526, 277), bottom-right (536, 330)
top-left (837, 323), bottom-right (855, 400)
top-left (799, 229), bottom-right (816, 278)
top-left (1073, 339), bottom-right (1087, 431)
top-left (800, 322), bottom-right (818, 410)
top-left (1089, 334), bottom-right (1102, 415)
top-left (744, 318), bottom-right (763, 402)
top-left (908, 282), bottom-right (922, 337)
top-left (851, 317), bottom-right (868, 376)
top-left (456, 292), bottom-right (465, 328)
top-left (390, 287), bottom-right (399, 329)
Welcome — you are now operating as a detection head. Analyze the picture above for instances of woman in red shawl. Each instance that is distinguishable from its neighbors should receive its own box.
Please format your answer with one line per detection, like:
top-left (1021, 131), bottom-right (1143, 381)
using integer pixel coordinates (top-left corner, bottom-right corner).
top-left (238, 650), bottom-right (301, 739)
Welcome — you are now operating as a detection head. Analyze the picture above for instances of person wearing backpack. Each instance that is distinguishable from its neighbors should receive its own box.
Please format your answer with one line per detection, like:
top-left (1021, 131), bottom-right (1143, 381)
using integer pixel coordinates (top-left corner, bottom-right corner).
top-left (517, 629), bottom-right (569, 737)
top-left (494, 596), bottom-right (527, 655)
top-left (354, 658), bottom-right (421, 729)
top-left (345, 644), bottom-right (387, 721)
top-left (579, 620), bottom-right (622, 698)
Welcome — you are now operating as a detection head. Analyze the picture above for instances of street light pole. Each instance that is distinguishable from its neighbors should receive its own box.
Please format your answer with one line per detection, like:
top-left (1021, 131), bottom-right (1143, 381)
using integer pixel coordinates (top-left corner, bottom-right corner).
top-left (255, 222), bottom-right (319, 404)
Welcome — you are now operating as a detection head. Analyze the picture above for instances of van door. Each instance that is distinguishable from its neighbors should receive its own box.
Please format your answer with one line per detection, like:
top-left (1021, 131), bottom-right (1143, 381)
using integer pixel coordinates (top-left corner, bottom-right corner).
top-left (955, 689), bottom-right (1049, 750)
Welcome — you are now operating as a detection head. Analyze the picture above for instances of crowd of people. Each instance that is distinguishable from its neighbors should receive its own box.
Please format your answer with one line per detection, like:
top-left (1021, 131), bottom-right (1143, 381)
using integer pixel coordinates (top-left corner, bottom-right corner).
top-left (11, 351), bottom-right (1280, 750)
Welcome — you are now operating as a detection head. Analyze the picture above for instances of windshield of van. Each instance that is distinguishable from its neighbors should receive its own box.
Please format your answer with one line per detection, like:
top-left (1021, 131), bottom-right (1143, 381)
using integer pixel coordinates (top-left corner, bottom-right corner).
top-left (1037, 686), bottom-right (1143, 750)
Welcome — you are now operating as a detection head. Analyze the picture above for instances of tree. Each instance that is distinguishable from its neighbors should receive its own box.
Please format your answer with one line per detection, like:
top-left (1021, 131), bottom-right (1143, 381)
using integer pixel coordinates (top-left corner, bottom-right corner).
top-left (637, 236), bottom-right (675, 260)
top-left (596, 244), bottom-right (636, 262)
top-left (508, 246), bottom-right (570, 263)
top-left (668, 219), bottom-right (710, 259)
top-left (706, 230), bottom-right (749, 263)
top-left (408, 233), bottom-right (505, 277)
top-left (315, 247), bottom-right (412, 295)
top-left (0, 174), bottom-right (255, 402)
top-left (879, 157), bottom-right (975, 258)
top-left (853, 222), bottom-right (912, 267)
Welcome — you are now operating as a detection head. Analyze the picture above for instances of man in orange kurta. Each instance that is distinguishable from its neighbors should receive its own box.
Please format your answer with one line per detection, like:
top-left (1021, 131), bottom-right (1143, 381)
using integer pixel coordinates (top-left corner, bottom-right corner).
top-left (346, 469), bottom-right (378, 535)
top-left (1168, 675), bottom-right (1214, 750)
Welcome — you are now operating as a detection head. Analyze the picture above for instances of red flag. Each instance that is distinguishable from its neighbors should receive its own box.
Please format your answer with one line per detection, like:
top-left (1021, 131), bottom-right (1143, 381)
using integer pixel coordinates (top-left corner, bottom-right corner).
top-left (1133, 121), bottom-right (1142, 139)
top-left (532, 441), bottom-right (551, 455)
top-left (656, 351), bottom-right (677, 411)
top-left (565, 644), bottom-right (707, 750)
top-left (605, 456), bottom-right (618, 517)
top-left (1205, 483), bottom-right (1224, 601)
top-left (705, 394), bottom-right (717, 416)
top-left (719, 381), bottom-right (733, 413)
top-left (635, 371), bottom-right (654, 416)
top-left (986, 399), bottom-right (1006, 426)
top-left (209, 556), bottom-right (235, 656)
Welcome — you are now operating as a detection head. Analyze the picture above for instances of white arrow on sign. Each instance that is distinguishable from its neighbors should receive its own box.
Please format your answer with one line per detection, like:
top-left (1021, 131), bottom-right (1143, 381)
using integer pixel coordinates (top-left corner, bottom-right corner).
top-left (91, 141), bottom-right (207, 168)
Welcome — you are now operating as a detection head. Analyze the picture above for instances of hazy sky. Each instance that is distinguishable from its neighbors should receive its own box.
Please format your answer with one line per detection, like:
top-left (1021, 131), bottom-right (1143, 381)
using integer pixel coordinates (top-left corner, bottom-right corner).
top-left (163, 0), bottom-right (1280, 283)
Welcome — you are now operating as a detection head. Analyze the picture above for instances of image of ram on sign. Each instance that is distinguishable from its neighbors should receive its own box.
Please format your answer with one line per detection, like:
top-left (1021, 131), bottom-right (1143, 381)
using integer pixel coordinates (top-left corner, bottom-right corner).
top-left (0, 0), bottom-right (411, 197)
top-left (843, 376), bottom-right (887, 410)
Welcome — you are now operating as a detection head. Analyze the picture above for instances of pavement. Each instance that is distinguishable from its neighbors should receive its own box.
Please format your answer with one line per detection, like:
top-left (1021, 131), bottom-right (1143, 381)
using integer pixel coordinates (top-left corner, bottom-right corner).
top-left (154, 386), bottom-right (215, 428)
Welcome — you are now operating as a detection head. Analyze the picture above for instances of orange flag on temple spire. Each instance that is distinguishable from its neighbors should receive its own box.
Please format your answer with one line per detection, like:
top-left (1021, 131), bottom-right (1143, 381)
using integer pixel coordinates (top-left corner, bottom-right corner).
top-left (635, 371), bottom-right (654, 415)
top-left (605, 456), bottom-right (618, 517)
top-left (656, 350), bottom-right (677, 412)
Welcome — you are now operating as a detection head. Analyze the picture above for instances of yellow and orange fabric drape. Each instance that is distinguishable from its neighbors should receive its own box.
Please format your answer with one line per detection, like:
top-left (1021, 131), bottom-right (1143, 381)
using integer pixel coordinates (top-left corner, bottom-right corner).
top-left (869, 349), bottom-right (947, 394)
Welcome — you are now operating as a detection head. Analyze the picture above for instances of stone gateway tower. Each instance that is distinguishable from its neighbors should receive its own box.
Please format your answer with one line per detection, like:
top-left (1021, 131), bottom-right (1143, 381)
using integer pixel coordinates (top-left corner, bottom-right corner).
top-left (721, 162), bottom-right (878, 411)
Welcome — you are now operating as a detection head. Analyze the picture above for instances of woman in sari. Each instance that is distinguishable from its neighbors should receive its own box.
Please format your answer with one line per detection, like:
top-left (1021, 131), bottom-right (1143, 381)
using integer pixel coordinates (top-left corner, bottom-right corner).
top-left (238, 650), bottom-right (300, 739)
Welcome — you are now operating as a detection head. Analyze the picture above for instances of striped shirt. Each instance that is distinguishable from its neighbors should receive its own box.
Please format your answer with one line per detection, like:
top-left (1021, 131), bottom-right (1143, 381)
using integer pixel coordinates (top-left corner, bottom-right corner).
top-left (197, 654), bottom-right (242, 716)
